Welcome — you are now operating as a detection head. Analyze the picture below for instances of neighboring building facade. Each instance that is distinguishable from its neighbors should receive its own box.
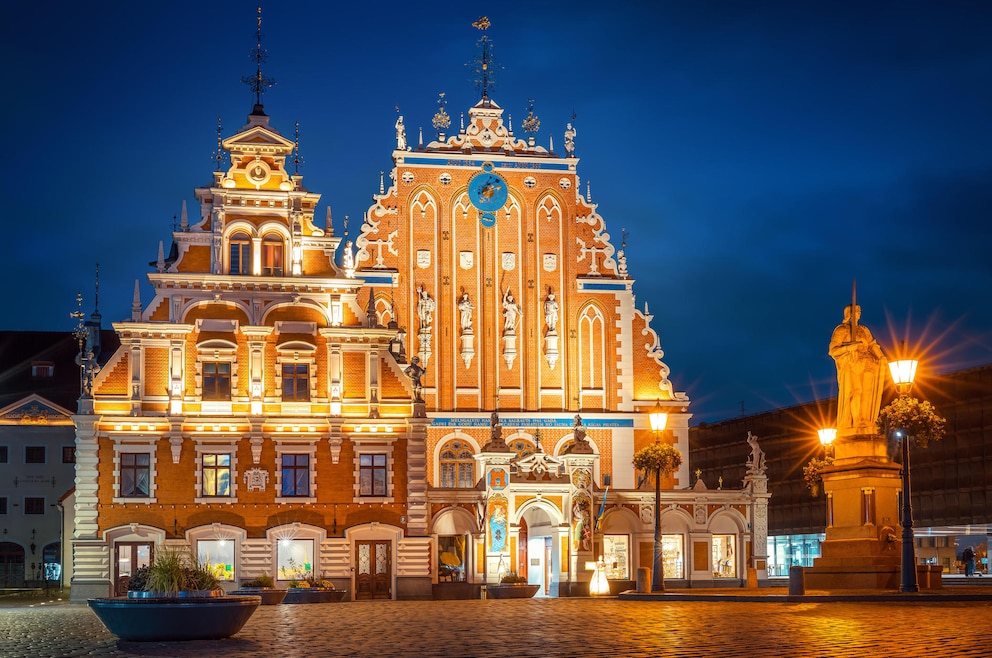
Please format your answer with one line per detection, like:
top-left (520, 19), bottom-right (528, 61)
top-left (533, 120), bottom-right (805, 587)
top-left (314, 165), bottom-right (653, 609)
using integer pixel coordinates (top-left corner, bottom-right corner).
top-left (70, 22), bottom-right (769, 601)
top-left (0, 330), bottom-right (115, 588)
top-left (691, 363), bottom-right (992, 577)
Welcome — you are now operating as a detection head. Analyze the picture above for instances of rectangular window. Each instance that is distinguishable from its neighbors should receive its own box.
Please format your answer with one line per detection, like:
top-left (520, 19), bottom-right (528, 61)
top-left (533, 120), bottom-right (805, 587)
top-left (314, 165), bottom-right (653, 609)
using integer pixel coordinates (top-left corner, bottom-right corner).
top-left (62, 446), bottom-right (76, 464)
top-left (25, 446), bottom-right (46, 464)
top-left (602, 534), bottom-right (630, 580)
top-left (282, 363), bottom-right (310, 401)
top-left (360, 454), bottom-right (387, 496)
top-left (198, 539), bottom-right (235, 581)
top-left (662, 534), bottom-right (684, 579)
top-left (31, 362), bottom-right (55, 378)
top-left (120, 453), bottom-right (151, 498)
top-left (0, 497), bottom-right (7, 514)
top-left (281, 454), bottom-right (310, 497)
top-left (24, 497), bottom-right (45, 514)
top-left (277, 538), bottom-right (314, 581)
top-left (202, 454), bottom-right (232, 497)
top-left (0, 446), bottom-right (7, 463)
top-left (202, 362), bottom-right (232, 401)
top-left (437, 535), bottom-right (467, 582)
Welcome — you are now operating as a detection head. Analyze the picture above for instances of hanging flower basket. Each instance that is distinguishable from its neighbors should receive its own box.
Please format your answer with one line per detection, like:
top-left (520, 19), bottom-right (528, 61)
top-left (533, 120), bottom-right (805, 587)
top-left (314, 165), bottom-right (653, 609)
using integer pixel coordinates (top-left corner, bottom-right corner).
top-left (876, 396), bottom-right (947, 448)
top-left (803, 457), bottom-right (834, 497)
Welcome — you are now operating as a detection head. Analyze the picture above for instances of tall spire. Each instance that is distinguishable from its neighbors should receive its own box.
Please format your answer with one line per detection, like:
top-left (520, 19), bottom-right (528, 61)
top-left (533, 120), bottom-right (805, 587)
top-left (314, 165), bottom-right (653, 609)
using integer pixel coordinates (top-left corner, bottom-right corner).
top-left (470, 17), bottom-right (497, 102)
top-left (180, 200), bottom-right (188, 231)
top-left (292, 121), bottom-right (303, 174)
top-left (241, 6), bottom-right (275, 112)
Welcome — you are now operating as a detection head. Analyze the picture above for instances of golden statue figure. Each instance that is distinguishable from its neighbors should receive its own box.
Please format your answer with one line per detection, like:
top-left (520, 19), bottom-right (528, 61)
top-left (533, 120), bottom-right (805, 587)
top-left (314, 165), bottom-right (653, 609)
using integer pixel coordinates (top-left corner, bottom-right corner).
top-left (829, 304), bottom-right (887, 436)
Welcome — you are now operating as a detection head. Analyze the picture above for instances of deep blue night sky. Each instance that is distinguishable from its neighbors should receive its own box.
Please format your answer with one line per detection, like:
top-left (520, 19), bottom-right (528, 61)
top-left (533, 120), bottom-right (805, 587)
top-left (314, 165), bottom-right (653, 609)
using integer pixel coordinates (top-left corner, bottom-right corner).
top-left (4, 1), bottom-right (991, 424)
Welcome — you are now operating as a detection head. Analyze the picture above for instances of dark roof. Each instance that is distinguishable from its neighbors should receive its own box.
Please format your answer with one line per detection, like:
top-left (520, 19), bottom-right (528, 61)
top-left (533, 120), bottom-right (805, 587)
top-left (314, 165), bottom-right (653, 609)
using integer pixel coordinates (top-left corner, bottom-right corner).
top-left (0, 330), bottom-right (120, 412)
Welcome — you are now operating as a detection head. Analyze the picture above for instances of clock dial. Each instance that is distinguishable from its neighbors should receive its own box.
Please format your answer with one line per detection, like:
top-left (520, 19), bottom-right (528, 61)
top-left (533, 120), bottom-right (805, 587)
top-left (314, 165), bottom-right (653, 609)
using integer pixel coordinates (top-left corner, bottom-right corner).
top-left (468, 171), bottom-right (508, 213)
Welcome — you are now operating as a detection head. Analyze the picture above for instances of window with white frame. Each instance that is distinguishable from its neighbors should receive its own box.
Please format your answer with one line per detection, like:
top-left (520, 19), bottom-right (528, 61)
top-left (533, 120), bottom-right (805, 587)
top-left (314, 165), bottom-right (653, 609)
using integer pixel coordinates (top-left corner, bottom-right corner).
top-left (274, 342), bottom-right (316, 404)
top-left (277, 538), bottom-right (315, 581)
top-left (114, 444), bottom-right (157, 502)
top-left (201, 453), bottom-right (232, 497)
top-left (202, 361), bottom-right (232, 401)
top-left (359, 454), bottom-right (387, 496)
top-left (197, 539), bottom-right (235, 581)
top-left (261, 234), bottom-right (284, 276)
top-left (275, 444), bottom-right (317, 503)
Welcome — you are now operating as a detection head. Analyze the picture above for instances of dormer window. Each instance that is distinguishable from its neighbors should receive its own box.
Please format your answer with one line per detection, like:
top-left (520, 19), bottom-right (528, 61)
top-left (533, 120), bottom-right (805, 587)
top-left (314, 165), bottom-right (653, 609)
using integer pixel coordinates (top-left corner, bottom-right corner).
top-left (31, 362), bottom-right (55, 378)
top-left (230, 232), bottom-right (252, 275)
top-left (261, 234), bottom-right (284, 276)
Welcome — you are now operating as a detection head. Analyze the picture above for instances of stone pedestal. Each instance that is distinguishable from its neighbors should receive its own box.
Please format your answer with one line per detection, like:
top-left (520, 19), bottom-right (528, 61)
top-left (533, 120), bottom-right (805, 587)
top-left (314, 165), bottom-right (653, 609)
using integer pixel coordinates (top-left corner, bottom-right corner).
top-left (460, 332), bottom-right (474, 369)
top-left (805, 437), bottom-right (905, 590)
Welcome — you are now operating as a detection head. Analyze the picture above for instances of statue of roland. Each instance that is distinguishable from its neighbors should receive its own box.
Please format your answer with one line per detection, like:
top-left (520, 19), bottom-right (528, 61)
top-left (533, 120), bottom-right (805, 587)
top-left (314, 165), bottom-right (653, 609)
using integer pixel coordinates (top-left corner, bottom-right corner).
top-left (829, 303), bottom-right (887, 436)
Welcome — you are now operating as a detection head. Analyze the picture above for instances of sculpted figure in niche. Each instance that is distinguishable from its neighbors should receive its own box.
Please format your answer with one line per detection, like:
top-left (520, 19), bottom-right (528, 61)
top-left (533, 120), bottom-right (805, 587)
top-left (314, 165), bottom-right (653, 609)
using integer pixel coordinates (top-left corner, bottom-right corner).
top-left (544, 290), bottom-right (559, 332)
top-left (829, 304), bottom-right (887, 434)
top-left (342, 240), bottom-right (355, 271)
top-left (416, 285), bottom-right (435, 331)
top-left (502, 288), bottom-right (520, 332)
top-left (457, 292), bottom-right (474, 333)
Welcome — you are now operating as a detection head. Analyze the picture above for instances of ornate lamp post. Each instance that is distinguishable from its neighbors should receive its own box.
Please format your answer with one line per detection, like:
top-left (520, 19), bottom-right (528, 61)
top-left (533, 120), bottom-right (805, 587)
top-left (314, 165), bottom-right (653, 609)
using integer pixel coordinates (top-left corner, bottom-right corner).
top-left (888, 358), bottom-right (919, 593)
top-left (648, 403), bottom-right (669, 592)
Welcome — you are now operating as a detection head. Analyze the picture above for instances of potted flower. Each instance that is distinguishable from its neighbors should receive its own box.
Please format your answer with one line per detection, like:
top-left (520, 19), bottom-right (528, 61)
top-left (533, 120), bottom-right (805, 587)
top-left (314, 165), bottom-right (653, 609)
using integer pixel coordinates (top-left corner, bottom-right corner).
top-left (876, 396), bottom-right (946, 451)
top-left (88, 543), bottom-right (261, 641)
top-left (282, 561), bottom-right (347, 604)
top-left (231, 573), bottom-right (287, 605)
top-left (486, 573), bottom-right (540, 599)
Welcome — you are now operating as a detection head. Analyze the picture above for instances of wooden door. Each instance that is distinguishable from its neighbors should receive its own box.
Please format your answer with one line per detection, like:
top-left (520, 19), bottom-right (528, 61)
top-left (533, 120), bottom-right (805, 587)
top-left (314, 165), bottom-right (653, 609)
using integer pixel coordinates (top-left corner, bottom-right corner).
top-left (355, 540), bottom-right (391, 600)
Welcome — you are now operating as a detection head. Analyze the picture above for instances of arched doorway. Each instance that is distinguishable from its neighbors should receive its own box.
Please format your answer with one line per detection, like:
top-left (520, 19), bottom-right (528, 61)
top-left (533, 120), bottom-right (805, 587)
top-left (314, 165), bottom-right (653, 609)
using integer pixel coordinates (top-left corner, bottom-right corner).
top-left (519, 504), bottom-right (559, 597)
top-left (0, 542), bottom-right (25, 587)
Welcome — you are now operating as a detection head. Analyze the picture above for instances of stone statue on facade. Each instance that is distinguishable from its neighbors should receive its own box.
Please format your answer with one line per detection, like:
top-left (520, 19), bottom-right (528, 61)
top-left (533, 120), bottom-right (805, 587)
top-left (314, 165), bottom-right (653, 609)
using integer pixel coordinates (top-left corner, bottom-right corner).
top-left (416, 285), bottom-right (435, 331)
top-left (829, 304), bottom-right (886, 435)
top-left (457, 292), bottom-right (474, 333)
top-left (395, 115), bottom-right (407, 151)
top-left (564, 122), bottom-right (576, 157)
top-left (502, 288), bottom-right (520, 333)
top-left (544, 291), bottom-right (559, 333)
top-left (404, 355), bottom-right (426, 401)
top-left (746, 431), bottom-right (766, 474)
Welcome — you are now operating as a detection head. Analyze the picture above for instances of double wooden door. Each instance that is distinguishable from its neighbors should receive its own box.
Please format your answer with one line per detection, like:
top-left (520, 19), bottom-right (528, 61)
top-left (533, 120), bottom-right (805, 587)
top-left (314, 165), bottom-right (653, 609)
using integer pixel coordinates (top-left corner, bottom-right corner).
top-left (355, 540), bottom-right (391, 600)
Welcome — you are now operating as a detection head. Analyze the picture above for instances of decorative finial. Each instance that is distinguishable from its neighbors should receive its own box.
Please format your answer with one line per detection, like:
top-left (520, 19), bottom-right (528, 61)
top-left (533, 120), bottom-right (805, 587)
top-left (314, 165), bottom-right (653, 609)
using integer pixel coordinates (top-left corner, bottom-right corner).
top-left (586, 180), bottom-right (591, 203)
top-left (325, 207), bottom-right (333, 235)
top-left (213, 117), bottom-right (225, 171)
top-left (94, 262), bottom-right (100, 313)
top-left (460, 112), bottom-right (465, 132)
top-left (522, 99), bottom-right (540, 135)
top-left (470, 17), bottom-right (497, 101)
top-left (241, 6), bottom-right (275, 110)
top-left (180, 200), bottom-right (188, 231)
top-left (507, 114), bottom-right (513, 133)
top-left (431, 92), bottom-right (451, 137)
top-left (379, 171), bottom-right (385, 195)
top-left (292, 121), bottom-right (304, 175)
top-left (621, 228), bottom-right (628, 248)
top-left (131, 280), bottom-right (142, 322)
top-left (343, 215), bottom-right (349, 237)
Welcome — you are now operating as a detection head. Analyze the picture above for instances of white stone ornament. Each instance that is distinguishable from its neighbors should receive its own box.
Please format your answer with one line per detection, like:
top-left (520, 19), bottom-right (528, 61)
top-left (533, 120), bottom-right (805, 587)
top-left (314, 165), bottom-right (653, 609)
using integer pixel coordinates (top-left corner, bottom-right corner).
top-left (417, 250), bottom-right (432, 268)
top-left (459, 251), bottom-right (474, 270)
top-left (543, 254), bottom-right (557, 272)
top-left (501, 252), bottom-right (515, 271)
top-left (244, 468), bottom-right (269, 492)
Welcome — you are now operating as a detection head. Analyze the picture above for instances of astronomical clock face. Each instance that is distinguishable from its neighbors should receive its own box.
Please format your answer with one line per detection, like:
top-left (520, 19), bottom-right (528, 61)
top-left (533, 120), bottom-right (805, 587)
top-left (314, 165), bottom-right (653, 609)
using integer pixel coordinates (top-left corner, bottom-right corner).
top-left (468, 162), bottom-right (508, 227)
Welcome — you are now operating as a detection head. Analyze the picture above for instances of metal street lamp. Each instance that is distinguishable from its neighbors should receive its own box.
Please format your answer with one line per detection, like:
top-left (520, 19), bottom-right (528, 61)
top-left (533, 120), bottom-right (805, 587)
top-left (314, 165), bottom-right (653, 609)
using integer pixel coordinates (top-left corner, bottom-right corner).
top-left (648, 401), bottom-right (668, 592)
top-left (889, 358), bottom-right (919, 593)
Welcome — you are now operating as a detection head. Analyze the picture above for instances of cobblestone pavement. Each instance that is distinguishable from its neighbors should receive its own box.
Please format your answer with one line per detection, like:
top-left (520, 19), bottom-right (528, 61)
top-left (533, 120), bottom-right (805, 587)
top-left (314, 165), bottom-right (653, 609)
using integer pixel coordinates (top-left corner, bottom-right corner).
top-left (2, 595), bottom-right (990, 657)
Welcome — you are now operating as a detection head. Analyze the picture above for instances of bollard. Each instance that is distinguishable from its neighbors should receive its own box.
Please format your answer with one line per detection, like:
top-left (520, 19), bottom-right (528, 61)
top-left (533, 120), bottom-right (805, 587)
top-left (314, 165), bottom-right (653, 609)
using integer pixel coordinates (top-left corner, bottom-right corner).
top-left (636, 567), bottom-right (651, 593)
top-left (746, 567), bottom-right (758, 589)
top-left (788, 566), bottom-right (805, 595)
